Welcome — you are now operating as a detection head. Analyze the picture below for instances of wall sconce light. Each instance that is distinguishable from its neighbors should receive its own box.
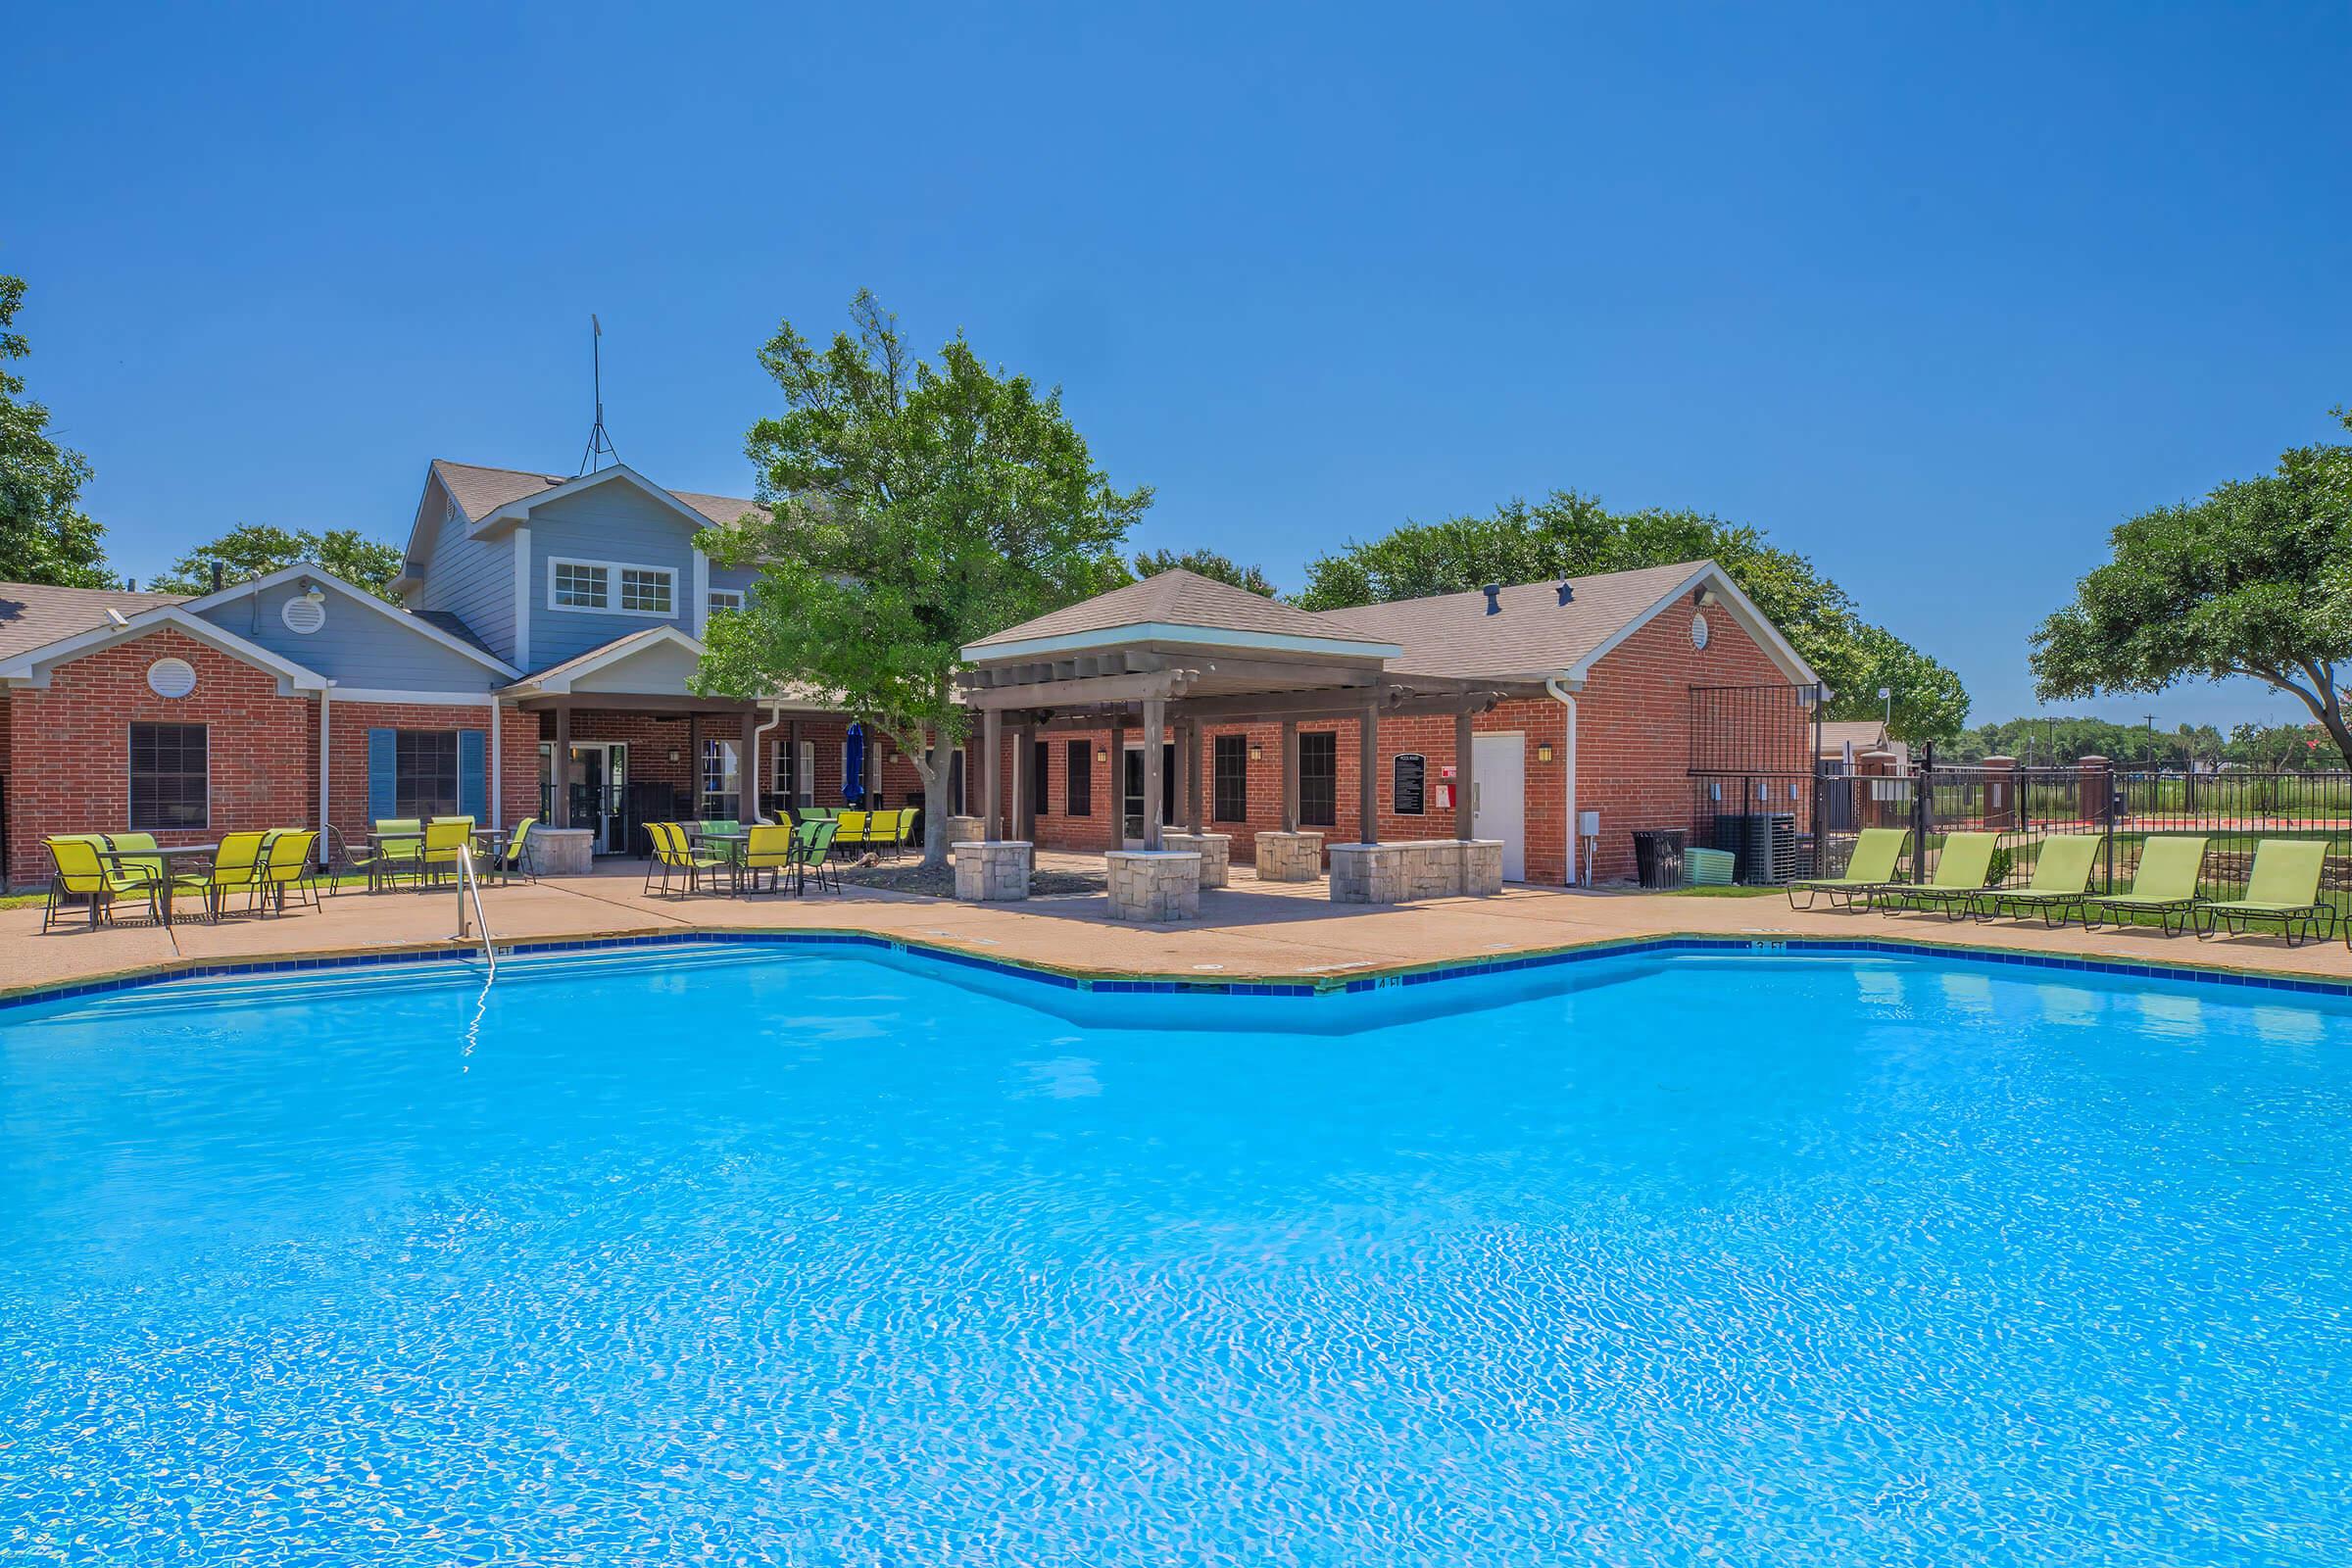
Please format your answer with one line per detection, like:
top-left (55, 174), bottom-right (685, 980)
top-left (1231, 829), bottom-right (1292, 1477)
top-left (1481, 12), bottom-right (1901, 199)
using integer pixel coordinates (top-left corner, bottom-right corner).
top-left (667, 748), bottom-right (681, 763)
top-left (1097, 748), bottom-right (1108, 762)
top-left (1536, 743), bottom-right (1554, 763)
top-left (1249, 744), bottom-right (1263, 761)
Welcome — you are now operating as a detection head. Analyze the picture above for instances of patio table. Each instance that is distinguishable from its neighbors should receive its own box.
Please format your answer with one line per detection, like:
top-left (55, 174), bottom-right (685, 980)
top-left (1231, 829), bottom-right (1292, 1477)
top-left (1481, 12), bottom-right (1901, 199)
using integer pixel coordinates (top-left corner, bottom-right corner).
top-left (696, 830), bottom-right (752, 893)
top-left (367, 828), bottom-right (511, 889)
top-left (95, 843), bottom-right (216, 924)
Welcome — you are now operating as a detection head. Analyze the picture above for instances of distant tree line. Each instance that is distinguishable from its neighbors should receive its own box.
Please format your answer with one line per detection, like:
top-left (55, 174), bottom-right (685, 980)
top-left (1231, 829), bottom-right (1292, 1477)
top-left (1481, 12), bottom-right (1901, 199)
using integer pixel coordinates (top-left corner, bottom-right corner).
top-left (1942, 715), bottom-right (2342, 771)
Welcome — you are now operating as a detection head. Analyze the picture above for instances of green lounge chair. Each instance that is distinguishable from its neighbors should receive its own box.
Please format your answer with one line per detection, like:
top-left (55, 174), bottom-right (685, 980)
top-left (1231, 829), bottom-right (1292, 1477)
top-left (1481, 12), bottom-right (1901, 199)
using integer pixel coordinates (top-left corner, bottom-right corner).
top-left (1787, 827), bottom-right (1909, 910)
top-left (2193, 839), bottom-right (2334, 947)
top-left (1874, 831), bottom-right (2002, 919)
top-left (41, 834), bottom-right (161, 930)
top-left (2082, 835), bottom-right (2208, 935)
top-left (1969, 834), bottom-right (2101, 927)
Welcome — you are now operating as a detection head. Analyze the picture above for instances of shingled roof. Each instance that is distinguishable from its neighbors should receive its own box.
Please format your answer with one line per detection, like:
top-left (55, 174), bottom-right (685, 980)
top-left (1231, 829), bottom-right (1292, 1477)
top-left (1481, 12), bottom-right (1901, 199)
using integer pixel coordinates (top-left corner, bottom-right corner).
top-left (966, 567), bottom-right (1397, 655)
top-left (1313, 560), bottom-right (1715, 682)
top-left (0, 581), bottom-right (190, 662)
top-left (430, 460), bottom-right (768, 528)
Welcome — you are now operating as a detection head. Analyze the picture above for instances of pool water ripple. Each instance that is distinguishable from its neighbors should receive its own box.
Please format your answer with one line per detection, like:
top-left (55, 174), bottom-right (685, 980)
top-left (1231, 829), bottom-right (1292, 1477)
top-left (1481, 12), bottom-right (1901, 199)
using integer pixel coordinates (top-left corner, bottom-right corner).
top-left (2, 946), bottom-right (2348, 1563)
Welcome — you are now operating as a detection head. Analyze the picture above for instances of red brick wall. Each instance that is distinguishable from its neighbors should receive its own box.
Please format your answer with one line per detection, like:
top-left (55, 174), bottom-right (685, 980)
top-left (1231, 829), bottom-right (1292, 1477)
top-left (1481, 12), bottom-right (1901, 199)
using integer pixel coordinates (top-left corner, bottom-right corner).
top-left (545, 711), bottom-right (919, 822)
top-left (4, 628), bottom-right (318, 887)
top-left (1572, 600), bottom-right (1806, 882)
top-left (324, 700), bottom-right (537, 852)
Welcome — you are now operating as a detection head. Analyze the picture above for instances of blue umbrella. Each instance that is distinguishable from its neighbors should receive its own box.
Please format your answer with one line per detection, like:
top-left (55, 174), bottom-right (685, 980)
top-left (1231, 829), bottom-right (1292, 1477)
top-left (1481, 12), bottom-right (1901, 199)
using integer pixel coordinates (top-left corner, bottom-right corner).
top-left (843, 721), bottom-right (866, 804)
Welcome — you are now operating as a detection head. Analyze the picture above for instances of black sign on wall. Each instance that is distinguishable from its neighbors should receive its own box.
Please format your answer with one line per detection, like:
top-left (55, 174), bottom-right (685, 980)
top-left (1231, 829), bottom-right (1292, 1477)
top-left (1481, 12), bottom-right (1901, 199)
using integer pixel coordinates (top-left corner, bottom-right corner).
top-left (1393, 752), bottom-right (1426, 815)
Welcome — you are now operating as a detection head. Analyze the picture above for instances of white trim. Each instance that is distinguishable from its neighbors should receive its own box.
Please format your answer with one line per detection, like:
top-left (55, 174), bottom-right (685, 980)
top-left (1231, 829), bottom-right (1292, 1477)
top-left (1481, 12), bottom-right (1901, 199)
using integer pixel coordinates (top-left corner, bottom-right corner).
top-left (318, 687), bottom-right (332, 867)
top-left (489, 693), bottom-right (504, 827)
top-left (1559, 562), bottom-right (1821, 690)
top-left (962, 621), bottom-right (1399, 662)
top-left (691, 550), bottom-right (710, 636)
top-left (507, 624), bottom-right (706, 696)
top-left (546, 555), bottom-right (679, 619)
top-left (323, 687), bottom-right (508, 707)
top-left (513, 525), bottom-right (532, 669)
top-left (798, 738), bottom-right (815, 806)
top-left (168, 562), bottom-right (520, 677)
top-left (0, 607), bottom-right (328, 693)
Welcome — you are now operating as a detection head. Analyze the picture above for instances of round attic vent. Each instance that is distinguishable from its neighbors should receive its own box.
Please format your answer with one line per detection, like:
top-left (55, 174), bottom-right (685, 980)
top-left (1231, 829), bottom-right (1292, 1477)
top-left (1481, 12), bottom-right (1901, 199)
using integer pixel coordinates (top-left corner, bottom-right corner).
top-left (281, 595), bottom-right (326, 634)
top-left (147, 658), bottom-right (197, 699)
top-left (1690, 612), bottom-right (1711, 651)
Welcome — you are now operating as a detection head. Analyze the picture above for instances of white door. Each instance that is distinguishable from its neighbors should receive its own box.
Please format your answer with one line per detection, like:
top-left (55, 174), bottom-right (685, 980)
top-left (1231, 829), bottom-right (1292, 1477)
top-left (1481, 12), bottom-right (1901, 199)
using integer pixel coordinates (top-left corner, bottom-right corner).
top-left (1471, 733), bottom-right (1526, 881)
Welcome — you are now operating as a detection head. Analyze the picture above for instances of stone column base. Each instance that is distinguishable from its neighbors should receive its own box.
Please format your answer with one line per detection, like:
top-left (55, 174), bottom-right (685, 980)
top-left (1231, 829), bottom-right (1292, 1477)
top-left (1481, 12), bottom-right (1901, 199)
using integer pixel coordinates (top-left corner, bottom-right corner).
top-left (1328, 843), bottom-right (1407, 904)
top-left (1460, 839), bottom-right (1505, 896)
top-left (530, 826), bottom-right (596, 876)
top-left (1253, 831), bottom-right (1324, 882)
top-left (1160, 831), bottom-right (1231, 888)
top-left (1328, 839), bottom-right (1507, 903)
top-left (953, 841), bottom-right (1032, 901)
top-left (1105, 851), bottom-right (1200, 920)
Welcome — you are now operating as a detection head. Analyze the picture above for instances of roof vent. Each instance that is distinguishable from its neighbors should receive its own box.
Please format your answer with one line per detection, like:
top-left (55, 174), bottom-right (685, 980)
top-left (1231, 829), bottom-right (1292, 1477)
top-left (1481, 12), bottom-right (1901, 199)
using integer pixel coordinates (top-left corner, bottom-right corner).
top-left (1556, 581), bottom-right (1575, 607)
top-left (1482, 583), bottom-right (1501, 615)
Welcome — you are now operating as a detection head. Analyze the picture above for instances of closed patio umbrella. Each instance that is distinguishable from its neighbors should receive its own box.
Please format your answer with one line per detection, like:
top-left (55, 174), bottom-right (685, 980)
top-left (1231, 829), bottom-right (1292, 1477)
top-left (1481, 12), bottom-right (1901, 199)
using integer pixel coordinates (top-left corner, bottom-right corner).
top-left (843, 721), bottom-right (866, 804)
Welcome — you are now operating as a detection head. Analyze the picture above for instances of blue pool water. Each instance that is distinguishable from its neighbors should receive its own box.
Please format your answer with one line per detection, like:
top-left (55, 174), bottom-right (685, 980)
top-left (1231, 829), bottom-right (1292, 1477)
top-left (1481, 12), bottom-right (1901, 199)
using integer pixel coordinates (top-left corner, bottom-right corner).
top-left (3, 944), bottom-right (2349, 1565)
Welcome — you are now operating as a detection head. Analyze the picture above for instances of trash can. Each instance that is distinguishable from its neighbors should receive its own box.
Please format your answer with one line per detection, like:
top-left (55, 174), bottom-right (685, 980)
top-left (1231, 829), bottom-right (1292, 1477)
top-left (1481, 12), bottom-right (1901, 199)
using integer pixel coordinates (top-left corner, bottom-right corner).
top-left (1632, 828), bottom-right (1687, 889)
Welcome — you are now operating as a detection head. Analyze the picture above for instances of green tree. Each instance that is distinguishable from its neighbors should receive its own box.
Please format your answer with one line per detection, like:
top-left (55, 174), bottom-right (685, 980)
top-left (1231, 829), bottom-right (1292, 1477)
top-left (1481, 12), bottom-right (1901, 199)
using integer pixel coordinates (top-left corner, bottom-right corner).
top-left (2032, 423), bottom-right (2352, 766)
top-left (150, 523), bottom-right (406, 597)
top-left (0, 271), bottom-right (113, 587)
top-left (1296, 491), bottom-right (1970, 742)
top-left (1131, 546), bottom-right (1277, 597)
top-left (697, 291), bottom-right (1149, 866)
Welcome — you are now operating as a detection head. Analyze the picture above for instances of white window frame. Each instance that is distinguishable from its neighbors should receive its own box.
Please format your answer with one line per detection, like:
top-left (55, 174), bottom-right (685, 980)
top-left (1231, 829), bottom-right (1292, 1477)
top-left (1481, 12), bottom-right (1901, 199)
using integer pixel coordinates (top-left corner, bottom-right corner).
top-left (797, 739), bottom-right (815, 806)
top-left (707, 587), bottom-right (746, 616)
top-left (547, 556), bottom-right (678, 618)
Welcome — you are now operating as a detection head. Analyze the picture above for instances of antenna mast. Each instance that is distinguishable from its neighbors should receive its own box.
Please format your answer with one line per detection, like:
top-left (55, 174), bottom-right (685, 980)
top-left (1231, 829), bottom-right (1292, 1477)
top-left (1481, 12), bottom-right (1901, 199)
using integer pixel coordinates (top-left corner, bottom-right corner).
top-left (579, 314), bottom-right (618, 473)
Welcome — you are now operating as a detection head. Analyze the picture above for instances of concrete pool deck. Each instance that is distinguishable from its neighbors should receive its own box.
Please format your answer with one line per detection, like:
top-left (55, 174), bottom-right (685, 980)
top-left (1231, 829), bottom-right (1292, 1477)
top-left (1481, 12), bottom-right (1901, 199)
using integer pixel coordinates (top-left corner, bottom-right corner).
top-left (5, 851), bottom-right (2351, 1000)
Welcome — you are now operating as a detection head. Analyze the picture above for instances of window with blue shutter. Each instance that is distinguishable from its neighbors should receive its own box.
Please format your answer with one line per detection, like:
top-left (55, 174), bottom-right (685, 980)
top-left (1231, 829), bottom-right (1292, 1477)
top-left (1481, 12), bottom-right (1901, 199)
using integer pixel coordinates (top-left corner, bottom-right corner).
top-left (459, 728), bottom-right (487, 820)
top-left (367, 728), bottom-right (397, 821)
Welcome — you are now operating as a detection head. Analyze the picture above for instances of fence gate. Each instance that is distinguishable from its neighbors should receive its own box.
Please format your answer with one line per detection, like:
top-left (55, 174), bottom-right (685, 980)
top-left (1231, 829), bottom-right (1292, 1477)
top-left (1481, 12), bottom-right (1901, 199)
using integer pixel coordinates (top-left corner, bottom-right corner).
top-left (1688, 684), bottom-right (1823, 884)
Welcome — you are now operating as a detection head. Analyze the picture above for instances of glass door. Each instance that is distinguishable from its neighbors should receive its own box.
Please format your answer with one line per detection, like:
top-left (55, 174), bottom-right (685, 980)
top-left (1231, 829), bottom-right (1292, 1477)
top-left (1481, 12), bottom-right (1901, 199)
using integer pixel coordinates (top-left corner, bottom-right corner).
top-left (557, 742), bottom-right (630, 854)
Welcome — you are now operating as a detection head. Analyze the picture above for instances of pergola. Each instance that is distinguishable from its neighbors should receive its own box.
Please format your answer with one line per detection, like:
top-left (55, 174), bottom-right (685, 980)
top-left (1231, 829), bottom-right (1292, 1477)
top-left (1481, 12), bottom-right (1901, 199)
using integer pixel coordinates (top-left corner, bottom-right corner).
top-left (955, 570), bottom-right (1538, 859)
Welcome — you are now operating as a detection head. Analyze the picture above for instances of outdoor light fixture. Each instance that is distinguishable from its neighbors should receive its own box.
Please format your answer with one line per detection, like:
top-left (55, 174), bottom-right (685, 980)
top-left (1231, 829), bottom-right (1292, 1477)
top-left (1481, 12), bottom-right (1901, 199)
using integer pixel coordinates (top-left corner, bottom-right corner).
top-left (1097, 748), bottom-right (1108, 762)
top-left (1537, 743), bottom-right (1554, 763)
top-left (668, 748), bottom-right (681, 763)
top-left (1692, 585), bottom-right (1718, 608)
top-left (1250, 743), bottom-right (1263, 761)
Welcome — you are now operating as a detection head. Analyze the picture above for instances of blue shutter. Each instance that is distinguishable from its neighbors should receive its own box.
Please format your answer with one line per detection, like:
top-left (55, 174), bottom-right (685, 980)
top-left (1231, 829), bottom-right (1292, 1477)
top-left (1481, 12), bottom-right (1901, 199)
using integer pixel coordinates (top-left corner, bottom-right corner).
top-left (459, 728), bottom-right (486, 820)
top-left (367, 728), bottom-right (397, 821)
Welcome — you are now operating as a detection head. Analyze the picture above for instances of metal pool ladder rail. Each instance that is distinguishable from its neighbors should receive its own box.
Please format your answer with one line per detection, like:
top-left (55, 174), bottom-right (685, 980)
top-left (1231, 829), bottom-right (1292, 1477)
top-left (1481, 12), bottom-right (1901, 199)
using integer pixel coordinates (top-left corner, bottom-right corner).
top-left (453, 843), bottom-right (498, 979)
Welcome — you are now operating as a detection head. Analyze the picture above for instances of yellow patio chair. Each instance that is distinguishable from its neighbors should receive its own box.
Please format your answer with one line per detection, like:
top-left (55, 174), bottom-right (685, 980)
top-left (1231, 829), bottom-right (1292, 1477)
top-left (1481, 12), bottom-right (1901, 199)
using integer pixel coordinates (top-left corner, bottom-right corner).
top-left (419, 817), bottom-right (476, 887)
top-left (192, 829), bottom-right (273, 920)
top-left (740, 822), bottom-right (797, 896)
top-left (252, 829), bottom-right (320, 915)
top-left (41, 834), bottom-right (161, 931)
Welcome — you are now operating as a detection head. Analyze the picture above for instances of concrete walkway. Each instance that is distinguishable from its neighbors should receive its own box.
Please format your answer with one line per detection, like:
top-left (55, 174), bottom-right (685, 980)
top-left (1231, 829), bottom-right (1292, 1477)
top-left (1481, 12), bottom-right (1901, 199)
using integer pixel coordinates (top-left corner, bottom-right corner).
top-left (5, 853), bottom-right (2349, 1000)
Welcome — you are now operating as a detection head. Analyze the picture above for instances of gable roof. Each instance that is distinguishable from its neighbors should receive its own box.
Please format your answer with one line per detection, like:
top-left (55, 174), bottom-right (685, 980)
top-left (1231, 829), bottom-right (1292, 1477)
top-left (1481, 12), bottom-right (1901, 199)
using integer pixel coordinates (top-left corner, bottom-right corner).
top-left (172, 563), bottom-right (520, 677)
top-left (504, 624), bottom-right (832, 707)
top-left (1312, 560), bottom-right (1820, 689)
top-left (964, 568), bottom-right (1399, 661)
top-left (0, 604), bottom-right (328, 693)
top-left (0, 581), bottom-right (190, 662)
top-left (431, 460), bottom-right (768, 529)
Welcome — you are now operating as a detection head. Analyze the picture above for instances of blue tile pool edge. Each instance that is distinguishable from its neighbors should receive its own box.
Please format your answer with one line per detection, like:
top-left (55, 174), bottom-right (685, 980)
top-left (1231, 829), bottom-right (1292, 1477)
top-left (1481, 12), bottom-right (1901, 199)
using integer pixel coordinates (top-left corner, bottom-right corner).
top-left (8, 924), bottom-right (2352, 1015)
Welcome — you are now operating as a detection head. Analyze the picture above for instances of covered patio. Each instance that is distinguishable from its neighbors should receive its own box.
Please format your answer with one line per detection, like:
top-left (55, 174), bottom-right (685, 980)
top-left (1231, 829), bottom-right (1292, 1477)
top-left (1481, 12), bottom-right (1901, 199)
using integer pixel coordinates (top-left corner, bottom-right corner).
top-left (954, 570), bottom-right (1534, 917)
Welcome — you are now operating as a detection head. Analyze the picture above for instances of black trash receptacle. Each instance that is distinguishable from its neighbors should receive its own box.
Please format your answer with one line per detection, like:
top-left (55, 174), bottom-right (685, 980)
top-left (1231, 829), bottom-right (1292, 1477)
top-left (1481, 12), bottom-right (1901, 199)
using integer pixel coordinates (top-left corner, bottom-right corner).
top-left (1632, 828), bottom-right (1687, 889)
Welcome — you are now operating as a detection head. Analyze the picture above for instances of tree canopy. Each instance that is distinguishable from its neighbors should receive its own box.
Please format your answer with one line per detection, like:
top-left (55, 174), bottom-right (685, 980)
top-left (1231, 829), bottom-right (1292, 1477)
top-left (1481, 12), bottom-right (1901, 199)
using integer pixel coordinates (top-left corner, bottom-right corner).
top-left (0, 270), bottom-right (113, 587)
top-left (1296, 491), bottom-right (1970, 742)
top-left (150, 523), bottom-right (405, 597)
top-left (1130, 546), bottom-right (1276, 597)
top-left (697, 291), bottom-right (1149, 865)
top-left (2031, 413), bottom-right (2352, 765)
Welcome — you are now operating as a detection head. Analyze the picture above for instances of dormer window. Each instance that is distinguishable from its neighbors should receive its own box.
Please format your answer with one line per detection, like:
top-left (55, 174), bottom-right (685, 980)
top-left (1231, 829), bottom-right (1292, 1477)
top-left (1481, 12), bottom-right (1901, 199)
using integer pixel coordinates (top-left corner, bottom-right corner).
top-left (708, 588), bottom-right (745, 617)
top-left (549, 557), bottom-right (678, 617)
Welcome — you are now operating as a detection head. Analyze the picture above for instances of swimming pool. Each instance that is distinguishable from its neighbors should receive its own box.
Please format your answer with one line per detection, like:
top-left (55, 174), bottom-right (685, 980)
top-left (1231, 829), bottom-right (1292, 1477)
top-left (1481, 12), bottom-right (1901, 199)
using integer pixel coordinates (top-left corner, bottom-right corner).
top-left (3, 941), bottom-right (2348, 1564)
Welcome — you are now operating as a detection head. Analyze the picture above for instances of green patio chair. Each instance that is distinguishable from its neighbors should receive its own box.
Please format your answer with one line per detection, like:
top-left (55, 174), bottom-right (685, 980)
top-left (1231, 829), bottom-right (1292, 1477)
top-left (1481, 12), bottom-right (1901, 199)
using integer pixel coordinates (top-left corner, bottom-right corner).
top-left (41, 834), bottom-right (160, 931)
top-left (740, 823), bottom-right (797, 897)
top-left (1874, 831), bottom-right (2002, 920)
top-left (2082, 835), bottom-right (2208, 935)
top-left (2194, 839), bottom-right (2334, 947)
top-left (791, 817), bottom-right (841, 894)
top-left (1968, 834), bottom-right (2101, 927)
top-left (252, 829), bottom-right (320, 915)
top-left (1787, 827), bottom-right (1908, 910)
top-left (373, 818), bottom-right (424, 888)
top-left (104, 832), bottom-right (168, 892)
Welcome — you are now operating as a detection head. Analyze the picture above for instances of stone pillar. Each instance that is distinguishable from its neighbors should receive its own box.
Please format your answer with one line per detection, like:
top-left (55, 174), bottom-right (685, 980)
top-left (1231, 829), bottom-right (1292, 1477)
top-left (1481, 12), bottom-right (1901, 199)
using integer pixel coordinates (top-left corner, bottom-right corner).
top-left (954, 840), bottom-right (1032, 901)
top-left (1105, 850), bottom-right (1200, 920)
top-left (1141, 696), bottom-right (1165, 852)
top-left (1161, 830), bottom-right (1230, 888)
top-left (1329, 842), bottom-right (1406, 904)
top-left (532, 825), bottom-right (595, 876)
top-left (944, 814), bottom-right (984, 860)
top-left (1254, 830), bottom-right (1324, 882)
top-left (1460, 839), bottom-right (1504, 896)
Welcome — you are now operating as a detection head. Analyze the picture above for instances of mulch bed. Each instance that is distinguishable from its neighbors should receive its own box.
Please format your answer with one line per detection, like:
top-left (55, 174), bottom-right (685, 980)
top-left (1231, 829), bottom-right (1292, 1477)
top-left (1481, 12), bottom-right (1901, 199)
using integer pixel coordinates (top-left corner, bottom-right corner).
top-left (831, 857), bottom-right (1105, 899)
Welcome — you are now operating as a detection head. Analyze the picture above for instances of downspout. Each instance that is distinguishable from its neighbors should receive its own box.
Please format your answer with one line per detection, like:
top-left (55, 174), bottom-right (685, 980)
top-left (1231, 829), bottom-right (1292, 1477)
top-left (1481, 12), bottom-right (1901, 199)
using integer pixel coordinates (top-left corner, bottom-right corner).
top-left (318, 682), bottom-right (333, 870)
top-left (488, 695), bottom-right (504, 829)
top-left (748, 700), bottom-right (783, 822)
top-left (1545, 675), bottom-right (1583, 886)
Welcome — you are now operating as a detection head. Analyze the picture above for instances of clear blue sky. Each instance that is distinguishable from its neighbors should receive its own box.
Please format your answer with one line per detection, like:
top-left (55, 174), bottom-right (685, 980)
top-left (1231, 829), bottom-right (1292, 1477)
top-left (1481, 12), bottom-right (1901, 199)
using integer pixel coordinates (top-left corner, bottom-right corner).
top-left (8, 3), bottom-right (2347, 728)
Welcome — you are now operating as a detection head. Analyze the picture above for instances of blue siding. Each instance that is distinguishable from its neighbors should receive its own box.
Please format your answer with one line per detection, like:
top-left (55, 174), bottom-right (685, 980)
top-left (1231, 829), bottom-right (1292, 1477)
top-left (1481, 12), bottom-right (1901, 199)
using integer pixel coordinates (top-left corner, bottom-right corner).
top-left (198, 579), bottom-right (500, 691)
top-left (458, 729), bottom-right (486, 818)
top-left (523, 485), bottom-right (703, 666)
top-left (411, 476), bottom-right (517, 664)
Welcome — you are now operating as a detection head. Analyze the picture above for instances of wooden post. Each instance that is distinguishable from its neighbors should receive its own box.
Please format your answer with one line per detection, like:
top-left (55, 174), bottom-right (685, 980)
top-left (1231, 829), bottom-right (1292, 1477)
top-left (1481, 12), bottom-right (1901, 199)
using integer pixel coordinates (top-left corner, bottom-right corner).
top-left (1141, 696), bottom-right (1165, 852)
top-left (1281, 718), bottom-right (1299, 833)
top-left (1357, 698), bottom-right (1379, 846)
top-left (1455, 707), bottom-right (1475, 840)
top-left (1185, 720), bottom-right (1204, 833)
top-left (1008, 722), bottom-right (1028, 843)
top-left (981, 708), bottom-right (1002, 839)
top-left (552, 704), bottom-right (571, 828)
top-left (864, 729), bottom-right (879, 811)
top-left (1107, 715), bottom-right (1127, 848)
